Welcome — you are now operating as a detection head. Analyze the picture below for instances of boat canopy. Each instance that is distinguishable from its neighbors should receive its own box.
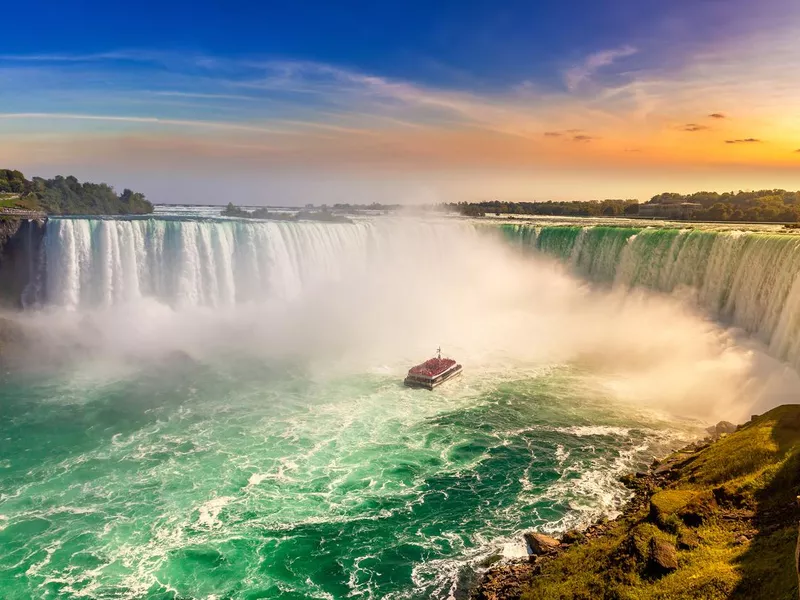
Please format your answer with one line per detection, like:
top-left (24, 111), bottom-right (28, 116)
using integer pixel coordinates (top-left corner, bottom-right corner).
top-left (408, 357), bottom-right (457, 378)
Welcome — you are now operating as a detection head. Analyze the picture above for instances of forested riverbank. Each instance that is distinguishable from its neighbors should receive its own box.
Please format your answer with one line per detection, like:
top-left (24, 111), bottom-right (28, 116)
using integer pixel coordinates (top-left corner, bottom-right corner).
top-left (0, 169), bottom-right (152, 215)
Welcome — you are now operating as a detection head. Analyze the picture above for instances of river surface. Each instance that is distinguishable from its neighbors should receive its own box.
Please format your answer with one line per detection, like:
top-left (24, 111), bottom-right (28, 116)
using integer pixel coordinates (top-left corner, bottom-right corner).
top-left (5, 208), bottom-right (797, 599)
top-left (0, 360), bottom-right (692, 599)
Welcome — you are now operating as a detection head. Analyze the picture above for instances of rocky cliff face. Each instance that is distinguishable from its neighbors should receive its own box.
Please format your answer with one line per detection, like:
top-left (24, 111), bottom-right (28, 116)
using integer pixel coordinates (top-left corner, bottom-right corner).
top-left (0, 217), bottom-right (45, 308)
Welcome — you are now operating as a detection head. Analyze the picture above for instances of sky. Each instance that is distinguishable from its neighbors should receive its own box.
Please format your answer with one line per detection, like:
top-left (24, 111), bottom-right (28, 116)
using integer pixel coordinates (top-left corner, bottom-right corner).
top-left (2, 0), bottom-right (800, 205)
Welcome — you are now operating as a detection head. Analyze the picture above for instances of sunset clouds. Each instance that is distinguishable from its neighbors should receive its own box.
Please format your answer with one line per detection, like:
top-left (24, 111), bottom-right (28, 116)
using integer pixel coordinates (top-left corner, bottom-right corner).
top-left (1, 0), bottom-right (800, 203)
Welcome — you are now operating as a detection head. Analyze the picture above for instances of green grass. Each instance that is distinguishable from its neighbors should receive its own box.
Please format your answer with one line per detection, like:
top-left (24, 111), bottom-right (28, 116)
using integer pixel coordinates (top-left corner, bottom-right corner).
top-left (650, 490), bottom-right (701, 520)
top-left (520, 405), bottom-right (800, 600)
top-left (0, 194), bottom-right (43, 211)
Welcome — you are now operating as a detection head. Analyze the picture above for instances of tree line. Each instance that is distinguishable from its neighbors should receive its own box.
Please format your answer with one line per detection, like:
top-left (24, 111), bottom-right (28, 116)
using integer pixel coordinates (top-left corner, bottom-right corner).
top-left (648, 190), bottom-right (800, 222)
top-left (0, 169), bottom-right (153, 215)
top-left (449, 199), bottom-right (639, 218)
top-left (450, 190), bottom-right (800, 222)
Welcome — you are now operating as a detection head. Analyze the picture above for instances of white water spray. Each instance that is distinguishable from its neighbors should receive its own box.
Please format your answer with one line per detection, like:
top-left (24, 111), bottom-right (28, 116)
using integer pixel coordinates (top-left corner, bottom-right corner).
top-left (5, 216), bottom-right (795, 421)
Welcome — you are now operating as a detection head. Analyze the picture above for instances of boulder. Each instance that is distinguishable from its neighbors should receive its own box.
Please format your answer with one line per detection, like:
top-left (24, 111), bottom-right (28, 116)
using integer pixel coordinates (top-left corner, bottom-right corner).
top-left (650, 489), bottom-right (716, 527)
top-left (650, 490), bottom-right (698, 523)
top-left (523, 532), bottom-right (561, 555)
top-left (677, 528), bottom-right (700, 550)
top-left (648, 537), bottom-right (678, 574)
top-left (678, 493), bottom-right (717, 527)
top-left (478, 552), bottom-right (504, 569)
top-left (653, 460), bottom-right (679, 476)
top-left (715, 421), bottom-right (737, 435)
top-left (705, 421), bottom-right (738, 441)
top-left (561, 529), bottom-right (586, 545)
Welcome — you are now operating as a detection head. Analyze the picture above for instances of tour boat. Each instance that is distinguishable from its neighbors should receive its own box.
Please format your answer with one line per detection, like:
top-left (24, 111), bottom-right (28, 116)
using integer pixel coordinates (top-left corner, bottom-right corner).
top-left (404, 348), bottom-right (462, 390)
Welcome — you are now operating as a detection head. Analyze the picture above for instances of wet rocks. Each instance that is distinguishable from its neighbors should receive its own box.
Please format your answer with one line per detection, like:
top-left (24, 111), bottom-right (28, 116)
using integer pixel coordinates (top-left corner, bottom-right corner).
top-left (474, 563), bottom-right (534, 600)
top-left (524, 532), bottom-right (561, 555)
top-left (653, 459), bottom-right (681, 478)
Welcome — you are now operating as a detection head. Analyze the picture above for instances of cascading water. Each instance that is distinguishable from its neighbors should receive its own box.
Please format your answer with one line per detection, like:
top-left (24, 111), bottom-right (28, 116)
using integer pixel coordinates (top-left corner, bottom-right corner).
top-left (35, 218), bottom-right (385, 309)
top-left (2, 214), bottom-right (799, 600)
top-left (502, 224), bottom-right (800, 369)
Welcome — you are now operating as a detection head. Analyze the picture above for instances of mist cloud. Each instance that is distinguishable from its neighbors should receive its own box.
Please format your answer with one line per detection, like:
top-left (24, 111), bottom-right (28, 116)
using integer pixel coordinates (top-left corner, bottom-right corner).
top-left (8, 218), bottom-right (796, 423)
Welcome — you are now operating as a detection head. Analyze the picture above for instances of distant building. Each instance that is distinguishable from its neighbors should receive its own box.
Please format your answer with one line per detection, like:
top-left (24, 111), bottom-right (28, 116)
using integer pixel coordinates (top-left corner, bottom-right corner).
top-left (639, 202), bottom-right (702, 219)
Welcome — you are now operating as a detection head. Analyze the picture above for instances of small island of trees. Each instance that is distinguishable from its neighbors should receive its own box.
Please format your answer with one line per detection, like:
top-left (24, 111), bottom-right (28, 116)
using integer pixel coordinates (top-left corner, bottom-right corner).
top-left (222, 203), bottom-right (353, 223)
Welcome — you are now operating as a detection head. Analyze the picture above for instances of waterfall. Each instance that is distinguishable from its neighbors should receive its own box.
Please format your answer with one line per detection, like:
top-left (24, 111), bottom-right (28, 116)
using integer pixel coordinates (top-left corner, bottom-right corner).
top-left (30, 218), bottom-right (379, 309)
top-left (501, 223), bottom-right (800, 368)
top-left (31, 217), bottom-right (470, 310)
top-left (25, 217), bottom-right (800, 370)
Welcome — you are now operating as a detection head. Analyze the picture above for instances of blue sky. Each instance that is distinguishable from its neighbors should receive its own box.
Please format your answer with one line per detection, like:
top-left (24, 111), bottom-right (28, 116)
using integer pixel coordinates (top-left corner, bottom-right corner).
top-left (2, 0), bottom-right (800, 204)
top-left (0, 1), bottom-right (760, 87)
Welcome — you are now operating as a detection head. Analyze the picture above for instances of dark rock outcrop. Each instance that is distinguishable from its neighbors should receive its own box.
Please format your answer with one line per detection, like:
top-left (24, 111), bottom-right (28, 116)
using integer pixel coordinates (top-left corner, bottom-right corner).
top-left (707, 420), bottom-right (737, 438)
top-left (648, 537), bottom-right (678, 574)
top-left (0, 217), bottom-right (45, 307)
top-left (474, 563), bottom-right (534, 600)
top-left (677, 527), bottom-right (700, 550)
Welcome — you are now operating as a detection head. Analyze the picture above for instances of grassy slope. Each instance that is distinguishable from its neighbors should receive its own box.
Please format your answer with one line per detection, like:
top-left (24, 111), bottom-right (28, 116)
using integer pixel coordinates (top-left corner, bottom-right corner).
top-left (521, 405), bottom-right (800, 600)
top-left (0, 192), bottom-right (43, 211)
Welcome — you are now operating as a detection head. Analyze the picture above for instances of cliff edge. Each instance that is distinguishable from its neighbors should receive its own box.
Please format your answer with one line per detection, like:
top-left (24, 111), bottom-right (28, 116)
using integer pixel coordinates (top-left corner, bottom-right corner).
top-left (0, 217), bottom-right (45, 307)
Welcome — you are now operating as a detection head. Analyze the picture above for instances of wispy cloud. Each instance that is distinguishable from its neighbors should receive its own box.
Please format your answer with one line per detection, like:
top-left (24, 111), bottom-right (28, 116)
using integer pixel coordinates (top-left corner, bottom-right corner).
top-left (2, 19), bottom-right (800, 177)
top-left (146, 91), bottom-right (260, 101)
top-left (0, 52), bottom-right (134, 62)
top-left (725, 138), bottom-right (762, 144)
top-left (564, 45), bottom-right (637, 92)
top-left (543, 129), bottom-right (598, 142)
top-left (0, 112), bottom-right (317, 136)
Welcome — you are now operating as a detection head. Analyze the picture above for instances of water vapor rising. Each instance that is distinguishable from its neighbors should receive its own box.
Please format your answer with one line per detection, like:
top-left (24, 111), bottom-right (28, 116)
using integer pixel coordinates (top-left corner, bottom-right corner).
top-left (8, 217), bottom-right (798, 422)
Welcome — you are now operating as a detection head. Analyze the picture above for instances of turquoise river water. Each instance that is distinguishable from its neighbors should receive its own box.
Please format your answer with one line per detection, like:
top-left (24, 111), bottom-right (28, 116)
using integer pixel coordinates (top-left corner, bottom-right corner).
top-left (4, 213), bottom-right (800, 599)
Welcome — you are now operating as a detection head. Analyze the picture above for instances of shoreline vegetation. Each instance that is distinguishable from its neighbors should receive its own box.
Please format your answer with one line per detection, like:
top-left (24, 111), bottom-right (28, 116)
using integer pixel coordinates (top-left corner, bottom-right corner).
top-left (221, 202), bottom-right (353, 223)
top-left (450, 190), bottom-right (800, 223)
top-left (474, 405), bottom-right (800, 600)
top-left (0, 168), bottom-right (153, 216)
